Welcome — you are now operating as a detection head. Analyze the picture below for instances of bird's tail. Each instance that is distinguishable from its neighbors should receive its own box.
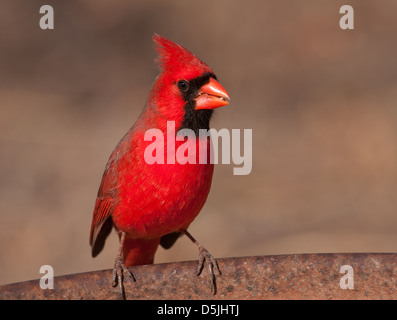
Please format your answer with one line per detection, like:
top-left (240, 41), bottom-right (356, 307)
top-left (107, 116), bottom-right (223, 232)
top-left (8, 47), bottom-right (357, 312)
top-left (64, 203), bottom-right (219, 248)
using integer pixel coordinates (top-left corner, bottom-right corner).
top-left (122, 236), bottom-right (161, 266)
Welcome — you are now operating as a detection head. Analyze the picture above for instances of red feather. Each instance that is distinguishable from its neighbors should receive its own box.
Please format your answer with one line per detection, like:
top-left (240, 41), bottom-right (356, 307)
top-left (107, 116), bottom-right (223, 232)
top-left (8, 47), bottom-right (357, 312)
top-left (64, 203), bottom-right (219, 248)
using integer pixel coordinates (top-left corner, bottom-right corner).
top-left (89, 34), bottom-right (228, 268)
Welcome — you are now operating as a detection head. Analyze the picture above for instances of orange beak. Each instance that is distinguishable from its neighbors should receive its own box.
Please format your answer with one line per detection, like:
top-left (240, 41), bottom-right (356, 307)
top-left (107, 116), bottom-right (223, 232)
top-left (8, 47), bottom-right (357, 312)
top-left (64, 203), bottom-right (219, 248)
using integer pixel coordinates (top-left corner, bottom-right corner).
top-left (195, 77), bottom-right (230, 110)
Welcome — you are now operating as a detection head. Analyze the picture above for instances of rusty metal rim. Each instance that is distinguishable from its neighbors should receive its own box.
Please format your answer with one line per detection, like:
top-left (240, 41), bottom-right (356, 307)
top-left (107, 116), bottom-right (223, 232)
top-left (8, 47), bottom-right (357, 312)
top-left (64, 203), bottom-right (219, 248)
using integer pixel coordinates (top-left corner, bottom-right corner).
top-left (0, 253), bottom-right (395, 300)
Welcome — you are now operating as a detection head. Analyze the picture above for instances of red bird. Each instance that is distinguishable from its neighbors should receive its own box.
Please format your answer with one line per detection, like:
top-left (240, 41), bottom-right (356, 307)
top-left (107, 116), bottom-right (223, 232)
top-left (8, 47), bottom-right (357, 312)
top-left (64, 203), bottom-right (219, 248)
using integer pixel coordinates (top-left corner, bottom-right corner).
top-left (89, 34), bottom-right (230, 298)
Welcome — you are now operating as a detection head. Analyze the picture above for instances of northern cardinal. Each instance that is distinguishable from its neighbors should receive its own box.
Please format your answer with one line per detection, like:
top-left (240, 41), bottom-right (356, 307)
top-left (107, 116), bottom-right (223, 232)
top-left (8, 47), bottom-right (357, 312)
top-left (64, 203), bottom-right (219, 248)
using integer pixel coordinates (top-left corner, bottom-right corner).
top-left (89, 34), bottom-right (230, 298)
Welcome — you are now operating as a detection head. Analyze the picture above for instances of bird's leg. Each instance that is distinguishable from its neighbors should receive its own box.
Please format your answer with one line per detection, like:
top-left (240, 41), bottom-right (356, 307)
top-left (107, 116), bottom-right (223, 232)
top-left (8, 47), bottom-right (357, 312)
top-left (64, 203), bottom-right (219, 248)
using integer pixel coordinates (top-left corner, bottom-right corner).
top-left (112, 231), bottom-right (135, 300)
top-left (183, 230), bottom-right (221, 294)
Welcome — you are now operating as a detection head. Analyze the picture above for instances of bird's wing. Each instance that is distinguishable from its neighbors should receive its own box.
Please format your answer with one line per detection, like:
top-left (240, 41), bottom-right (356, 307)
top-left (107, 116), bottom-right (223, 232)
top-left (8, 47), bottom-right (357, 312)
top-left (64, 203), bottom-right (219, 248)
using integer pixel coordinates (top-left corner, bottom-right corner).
top-left (89, 133), bottom-right (130, 257)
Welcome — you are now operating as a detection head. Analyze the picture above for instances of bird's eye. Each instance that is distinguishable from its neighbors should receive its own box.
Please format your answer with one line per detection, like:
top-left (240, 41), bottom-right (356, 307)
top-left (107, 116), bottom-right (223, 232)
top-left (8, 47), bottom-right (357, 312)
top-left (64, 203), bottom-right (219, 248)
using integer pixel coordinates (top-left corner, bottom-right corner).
top-left (177, 80), bottom-right (189, 92)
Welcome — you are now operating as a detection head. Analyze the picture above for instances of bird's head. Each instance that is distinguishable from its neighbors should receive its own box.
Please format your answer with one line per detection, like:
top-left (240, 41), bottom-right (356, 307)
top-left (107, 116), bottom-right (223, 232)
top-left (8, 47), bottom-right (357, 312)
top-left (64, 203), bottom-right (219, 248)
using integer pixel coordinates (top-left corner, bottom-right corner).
top-left (148, 34), bottom-right (230, 133)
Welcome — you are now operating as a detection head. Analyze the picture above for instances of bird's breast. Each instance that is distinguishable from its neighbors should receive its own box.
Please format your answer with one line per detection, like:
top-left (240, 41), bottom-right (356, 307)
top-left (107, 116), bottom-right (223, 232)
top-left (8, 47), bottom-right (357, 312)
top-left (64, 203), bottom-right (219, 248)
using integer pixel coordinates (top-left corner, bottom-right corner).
top-left (112, 136), bottom-right (214, 239)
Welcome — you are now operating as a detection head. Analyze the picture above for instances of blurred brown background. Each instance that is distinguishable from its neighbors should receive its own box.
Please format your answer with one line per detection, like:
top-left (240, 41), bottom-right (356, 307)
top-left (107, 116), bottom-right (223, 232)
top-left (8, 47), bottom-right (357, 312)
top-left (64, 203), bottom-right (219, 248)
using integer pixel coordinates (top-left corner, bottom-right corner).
top-left (1, 0), bottom-right (397, 285)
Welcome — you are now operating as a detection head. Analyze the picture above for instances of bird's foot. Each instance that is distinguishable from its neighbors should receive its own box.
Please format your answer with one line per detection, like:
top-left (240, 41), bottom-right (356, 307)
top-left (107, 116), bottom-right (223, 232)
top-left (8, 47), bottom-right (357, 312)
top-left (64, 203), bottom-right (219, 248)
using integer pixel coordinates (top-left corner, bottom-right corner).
top-left (196, 245), bottom-right (222, 295)
top-left (112, 254), bottom-right (135, 300)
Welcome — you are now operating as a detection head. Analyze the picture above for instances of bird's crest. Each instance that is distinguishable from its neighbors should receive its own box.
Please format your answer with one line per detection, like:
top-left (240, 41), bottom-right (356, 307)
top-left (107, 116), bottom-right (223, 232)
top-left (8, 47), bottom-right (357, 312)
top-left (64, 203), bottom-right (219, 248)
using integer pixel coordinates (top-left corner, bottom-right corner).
top-left (153, 34), bottom-right (212, 77)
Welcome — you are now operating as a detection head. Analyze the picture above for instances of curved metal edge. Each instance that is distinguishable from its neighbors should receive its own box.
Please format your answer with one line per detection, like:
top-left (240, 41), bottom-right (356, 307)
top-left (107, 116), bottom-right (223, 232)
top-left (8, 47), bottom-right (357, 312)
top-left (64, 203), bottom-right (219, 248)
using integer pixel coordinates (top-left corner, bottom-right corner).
top-left (0, 253), bottom-right (395, 300)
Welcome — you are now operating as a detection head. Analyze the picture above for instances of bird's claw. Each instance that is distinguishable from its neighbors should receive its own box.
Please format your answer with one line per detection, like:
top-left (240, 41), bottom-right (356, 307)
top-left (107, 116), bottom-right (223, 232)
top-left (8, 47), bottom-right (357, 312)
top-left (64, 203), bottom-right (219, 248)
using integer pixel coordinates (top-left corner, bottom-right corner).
top-left (196, 246), bottom-right (221, 294)
top-left (112, 254), bottom-right (135, 300)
